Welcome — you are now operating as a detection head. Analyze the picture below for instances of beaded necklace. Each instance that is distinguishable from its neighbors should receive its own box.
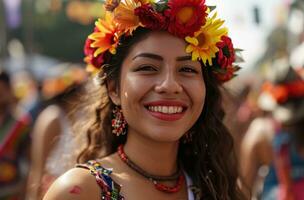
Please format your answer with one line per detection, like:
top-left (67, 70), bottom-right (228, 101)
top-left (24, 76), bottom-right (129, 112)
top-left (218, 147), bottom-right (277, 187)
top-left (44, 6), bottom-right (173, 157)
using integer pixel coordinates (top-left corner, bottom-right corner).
top-left (117, 145), bottom-right (185, 193)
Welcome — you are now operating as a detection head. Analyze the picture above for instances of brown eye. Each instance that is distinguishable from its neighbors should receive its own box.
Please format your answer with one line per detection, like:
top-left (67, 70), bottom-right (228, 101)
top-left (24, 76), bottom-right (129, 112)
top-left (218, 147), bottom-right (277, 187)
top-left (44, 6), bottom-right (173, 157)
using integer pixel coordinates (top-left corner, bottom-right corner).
top-left (180, 66), bottom-right (198, 74)
top-left (135, 65), bottom-right (158, 72)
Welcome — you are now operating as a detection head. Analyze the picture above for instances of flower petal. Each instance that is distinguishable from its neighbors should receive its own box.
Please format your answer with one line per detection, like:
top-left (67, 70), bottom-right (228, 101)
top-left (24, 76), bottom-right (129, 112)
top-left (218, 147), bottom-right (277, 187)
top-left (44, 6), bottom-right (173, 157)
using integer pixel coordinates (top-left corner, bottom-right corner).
top-left (192, 50), bottom-right (200, 61)
top-left (185, 36), bottom-right (198, 46)
top-left (185, 45), bottom-right (194, 53)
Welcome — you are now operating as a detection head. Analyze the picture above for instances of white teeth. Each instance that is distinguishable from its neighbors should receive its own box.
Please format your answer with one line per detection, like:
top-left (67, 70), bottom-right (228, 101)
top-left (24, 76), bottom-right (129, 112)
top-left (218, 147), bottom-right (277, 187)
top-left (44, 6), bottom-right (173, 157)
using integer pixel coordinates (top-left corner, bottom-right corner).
top-left (178, 107), bottom-right (182, 113)
top-left (151, 106), bottom-right (155, 112)
top-left (147, 106), bottom-right (184, 114)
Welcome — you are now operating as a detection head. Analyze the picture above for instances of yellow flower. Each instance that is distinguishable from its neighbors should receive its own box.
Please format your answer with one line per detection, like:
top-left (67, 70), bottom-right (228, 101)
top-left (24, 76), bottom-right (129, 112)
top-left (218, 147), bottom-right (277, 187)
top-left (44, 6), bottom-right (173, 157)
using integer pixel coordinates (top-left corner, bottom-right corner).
top-left (86, 64), bottom-right (100, 75)
top-left (135, 0), bottom-right (155, 4)
top-left (89, 13), bottom-right (120, 57)
top-left (113, 0), bottom-right (141, 35)
top-left (185, 12), bottom-right (228, 65)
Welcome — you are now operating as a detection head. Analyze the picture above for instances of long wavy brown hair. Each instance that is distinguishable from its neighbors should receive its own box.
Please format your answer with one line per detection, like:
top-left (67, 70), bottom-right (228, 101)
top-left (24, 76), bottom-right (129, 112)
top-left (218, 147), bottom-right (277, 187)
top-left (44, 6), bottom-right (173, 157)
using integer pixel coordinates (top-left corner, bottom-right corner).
top-left (76, 28), bottom-right (245, 200)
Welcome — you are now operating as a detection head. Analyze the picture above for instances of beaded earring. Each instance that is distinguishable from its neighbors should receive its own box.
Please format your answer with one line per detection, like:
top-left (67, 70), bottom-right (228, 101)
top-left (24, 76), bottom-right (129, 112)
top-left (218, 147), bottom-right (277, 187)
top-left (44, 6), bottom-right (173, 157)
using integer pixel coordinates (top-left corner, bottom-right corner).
top-left (111, 106), bottom-right (127, 136)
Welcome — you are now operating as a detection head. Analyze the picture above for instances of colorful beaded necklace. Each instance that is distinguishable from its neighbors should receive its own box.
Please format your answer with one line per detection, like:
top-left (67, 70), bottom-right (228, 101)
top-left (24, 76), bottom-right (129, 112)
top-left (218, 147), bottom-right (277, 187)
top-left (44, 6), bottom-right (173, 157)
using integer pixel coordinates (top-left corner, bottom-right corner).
top-left (117, 145), bottom-right (185, 193)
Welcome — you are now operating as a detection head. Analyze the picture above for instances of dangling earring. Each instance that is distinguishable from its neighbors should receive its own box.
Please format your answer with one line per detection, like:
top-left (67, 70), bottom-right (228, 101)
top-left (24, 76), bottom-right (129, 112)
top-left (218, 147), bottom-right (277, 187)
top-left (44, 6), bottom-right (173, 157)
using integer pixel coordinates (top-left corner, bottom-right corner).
top-left (111, 106), bottom-right (127, 136)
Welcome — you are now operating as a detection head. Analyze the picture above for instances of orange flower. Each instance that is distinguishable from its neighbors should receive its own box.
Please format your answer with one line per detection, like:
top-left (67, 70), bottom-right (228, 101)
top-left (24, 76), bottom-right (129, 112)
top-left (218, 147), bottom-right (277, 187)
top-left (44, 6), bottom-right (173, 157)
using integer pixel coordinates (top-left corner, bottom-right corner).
top-left (89, 13), bottom-right (121, 57)
top-left (134, 0), bottom-right (153, 4)
top-left (262, 82), bottom-right (288, 103)
top-left (104, 0), bottom-right (121, 11)
top-left (165, 0), bottom-right (207, 38)
top-left (262, 81), bottom-right (304, 103)
top-left (113, 0), bottom-right (141, 35)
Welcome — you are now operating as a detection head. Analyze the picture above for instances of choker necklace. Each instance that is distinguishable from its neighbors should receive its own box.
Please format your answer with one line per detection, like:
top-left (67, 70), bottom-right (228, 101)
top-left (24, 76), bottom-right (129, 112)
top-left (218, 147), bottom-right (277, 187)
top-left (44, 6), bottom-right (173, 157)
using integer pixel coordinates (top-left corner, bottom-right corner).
top-left (117, 145), bottom-right (184, 193)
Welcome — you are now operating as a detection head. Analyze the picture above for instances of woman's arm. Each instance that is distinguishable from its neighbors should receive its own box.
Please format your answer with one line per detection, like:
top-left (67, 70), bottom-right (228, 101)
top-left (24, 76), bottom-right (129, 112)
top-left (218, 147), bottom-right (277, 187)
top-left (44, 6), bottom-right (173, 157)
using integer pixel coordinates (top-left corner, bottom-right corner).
top-left (43, 168), bottom-right (100, 200)
top-left (239, 117), bottom-right (273, 198)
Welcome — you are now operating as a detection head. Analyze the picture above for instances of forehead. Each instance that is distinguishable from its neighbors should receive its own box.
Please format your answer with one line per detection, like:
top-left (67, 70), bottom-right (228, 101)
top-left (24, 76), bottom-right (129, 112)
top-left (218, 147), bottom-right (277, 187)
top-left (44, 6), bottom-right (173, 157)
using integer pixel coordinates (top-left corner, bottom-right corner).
top-left (127, 31), bottom-right (188, 59)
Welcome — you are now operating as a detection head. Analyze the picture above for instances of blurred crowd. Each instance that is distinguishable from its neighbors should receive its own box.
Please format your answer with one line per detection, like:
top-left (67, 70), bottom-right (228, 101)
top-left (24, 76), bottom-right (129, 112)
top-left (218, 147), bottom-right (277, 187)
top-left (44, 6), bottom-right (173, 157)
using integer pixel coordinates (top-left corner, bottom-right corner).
top-left (0, 65), bottom-right (87, 200)
top-left (1, 0), bottom-right (304, 200)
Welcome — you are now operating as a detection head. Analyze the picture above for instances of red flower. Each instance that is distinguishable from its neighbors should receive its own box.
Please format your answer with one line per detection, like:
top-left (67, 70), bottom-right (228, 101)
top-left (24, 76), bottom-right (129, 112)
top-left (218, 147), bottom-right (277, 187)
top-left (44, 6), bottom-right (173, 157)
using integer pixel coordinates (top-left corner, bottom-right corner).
top-left (84, 54), bottom-right (105, 69)
top-left (216, 36), bottom-right (235, 68)
top-left (84, 38), bottom-right (95, 56)
top-left (91, 54), bottom-right (104, 69)
top-left (84, 38), bottom-right (104, 69)
top-left (134, 4), bottom-right (167, 30)
top-left (213, 65), bottom-right (236, 83)
top-left (165, 0), bottom-right (207, 38)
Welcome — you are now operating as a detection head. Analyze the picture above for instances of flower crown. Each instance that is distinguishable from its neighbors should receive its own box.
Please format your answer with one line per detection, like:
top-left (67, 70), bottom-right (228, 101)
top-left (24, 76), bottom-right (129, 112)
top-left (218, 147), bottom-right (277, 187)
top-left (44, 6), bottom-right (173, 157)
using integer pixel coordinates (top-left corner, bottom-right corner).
top-left (84, 0), bottom-right (243, 83)
top-left (261, 68), bottom-right (304, 104)
top-left (42, 67), bottom-right (87, 99)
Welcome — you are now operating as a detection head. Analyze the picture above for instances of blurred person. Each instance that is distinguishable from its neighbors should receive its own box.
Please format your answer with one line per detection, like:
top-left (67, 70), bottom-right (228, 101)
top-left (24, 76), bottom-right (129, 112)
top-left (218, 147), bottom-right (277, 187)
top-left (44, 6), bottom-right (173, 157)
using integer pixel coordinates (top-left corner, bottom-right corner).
top-left (240, 59), bottom-right (304, 200)
top-left (222, 79), bottom-right (261, 157)
top-left (43, 1), bottom-right (246, 200)
top-left (26, 66), bottom-right (87, 200)
top-left (0, 69), bottom-right (31, 199)
top-left (11, 71), bottom-right (44, 122)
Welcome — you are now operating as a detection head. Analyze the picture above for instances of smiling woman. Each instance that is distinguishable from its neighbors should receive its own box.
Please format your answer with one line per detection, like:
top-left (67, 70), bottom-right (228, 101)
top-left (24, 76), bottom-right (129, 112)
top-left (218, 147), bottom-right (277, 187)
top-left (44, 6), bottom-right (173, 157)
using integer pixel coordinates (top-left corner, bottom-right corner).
top-left (42, 0), bottom-right (245, 200)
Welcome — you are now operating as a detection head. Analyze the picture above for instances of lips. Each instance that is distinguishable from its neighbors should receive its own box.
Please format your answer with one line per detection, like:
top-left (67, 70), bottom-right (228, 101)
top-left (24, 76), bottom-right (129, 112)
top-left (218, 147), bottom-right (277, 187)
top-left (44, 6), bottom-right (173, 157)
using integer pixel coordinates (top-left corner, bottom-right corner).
top-left (143, 100), bottom-right (188, 121)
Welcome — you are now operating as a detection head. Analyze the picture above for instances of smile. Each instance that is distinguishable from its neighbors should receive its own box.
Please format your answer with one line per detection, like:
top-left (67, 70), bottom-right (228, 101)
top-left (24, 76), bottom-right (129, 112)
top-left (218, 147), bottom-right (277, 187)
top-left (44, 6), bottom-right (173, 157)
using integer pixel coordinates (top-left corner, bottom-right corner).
top-left (147, 106), bottom-right (183, 114)
top-left (144, 101), bottom-right (188, 121)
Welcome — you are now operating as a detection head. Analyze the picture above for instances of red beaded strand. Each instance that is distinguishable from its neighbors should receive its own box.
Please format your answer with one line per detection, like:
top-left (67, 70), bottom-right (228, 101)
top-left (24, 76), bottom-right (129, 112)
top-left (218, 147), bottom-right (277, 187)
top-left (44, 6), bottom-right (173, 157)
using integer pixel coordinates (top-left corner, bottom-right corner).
top-left (153, 174), bottom-right (185, 193)
top-left (117, 145), bottom-right (185, 193)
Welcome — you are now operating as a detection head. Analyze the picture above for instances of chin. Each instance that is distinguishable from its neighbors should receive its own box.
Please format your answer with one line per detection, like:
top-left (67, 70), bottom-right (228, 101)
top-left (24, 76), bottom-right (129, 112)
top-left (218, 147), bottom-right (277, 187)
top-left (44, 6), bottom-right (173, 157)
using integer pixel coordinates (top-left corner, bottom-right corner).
top-left (144, 128), bottom-right (184, 143)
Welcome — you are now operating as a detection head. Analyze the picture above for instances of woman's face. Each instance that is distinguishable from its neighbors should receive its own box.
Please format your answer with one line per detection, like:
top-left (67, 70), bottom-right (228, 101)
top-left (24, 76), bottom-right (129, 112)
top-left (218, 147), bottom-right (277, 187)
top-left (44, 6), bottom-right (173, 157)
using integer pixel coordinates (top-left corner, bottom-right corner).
top-left (109, 31), bottom-right (206, 142)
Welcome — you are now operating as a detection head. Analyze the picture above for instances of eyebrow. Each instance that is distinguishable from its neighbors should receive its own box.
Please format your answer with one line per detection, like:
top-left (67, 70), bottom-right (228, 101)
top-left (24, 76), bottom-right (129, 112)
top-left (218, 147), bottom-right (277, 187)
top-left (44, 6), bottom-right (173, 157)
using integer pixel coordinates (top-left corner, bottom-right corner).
top-left (132, 53), bottom-right (192, 62)
top-left (176, 55), bottom-right (192, 61)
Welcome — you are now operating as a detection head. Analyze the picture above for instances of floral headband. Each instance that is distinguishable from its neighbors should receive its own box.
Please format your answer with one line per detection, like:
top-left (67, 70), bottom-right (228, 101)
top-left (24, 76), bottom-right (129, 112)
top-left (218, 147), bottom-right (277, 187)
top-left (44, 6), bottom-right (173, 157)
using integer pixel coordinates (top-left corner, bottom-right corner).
top-left (84, 0), bottom-right (243, 83)
top-left (261, 79), bottom-right (304, 104)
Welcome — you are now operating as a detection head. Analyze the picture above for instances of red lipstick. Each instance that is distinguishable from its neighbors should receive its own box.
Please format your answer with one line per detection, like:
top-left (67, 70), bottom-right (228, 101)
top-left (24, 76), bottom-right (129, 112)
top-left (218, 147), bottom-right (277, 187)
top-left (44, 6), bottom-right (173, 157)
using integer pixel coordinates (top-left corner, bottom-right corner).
top-left (144, 100), bottom-right (187, 121)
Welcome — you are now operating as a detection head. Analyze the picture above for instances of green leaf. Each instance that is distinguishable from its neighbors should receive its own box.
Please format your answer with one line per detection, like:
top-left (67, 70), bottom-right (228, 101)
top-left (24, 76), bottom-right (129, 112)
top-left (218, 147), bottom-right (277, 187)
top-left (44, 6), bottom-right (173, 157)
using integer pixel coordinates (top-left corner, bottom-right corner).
top-left (234, 48), bottom-right (244, 52)
top-left (208, 6), bottom-right (216, 12)
top-left (235, 54), bottom-right (245, 63)
top-left (213, 67), bottom-right (227, 73)
top-left (233, 65), bottom-right (242, 71)
top-left (154, 0), bottom-right (169, 12)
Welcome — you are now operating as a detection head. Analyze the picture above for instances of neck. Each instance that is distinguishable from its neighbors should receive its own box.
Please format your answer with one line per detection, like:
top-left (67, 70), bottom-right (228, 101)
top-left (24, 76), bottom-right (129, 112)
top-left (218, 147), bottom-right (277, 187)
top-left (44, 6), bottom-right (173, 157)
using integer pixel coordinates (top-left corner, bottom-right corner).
top-left (123, 128), bottom-right (179, 177)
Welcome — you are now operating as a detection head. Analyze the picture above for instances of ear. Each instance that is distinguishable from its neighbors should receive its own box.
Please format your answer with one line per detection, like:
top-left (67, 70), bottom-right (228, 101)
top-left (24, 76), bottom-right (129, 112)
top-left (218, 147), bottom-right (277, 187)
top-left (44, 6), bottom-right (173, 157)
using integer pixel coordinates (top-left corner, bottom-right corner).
top-left (107, 79), bottom-right (121, 105)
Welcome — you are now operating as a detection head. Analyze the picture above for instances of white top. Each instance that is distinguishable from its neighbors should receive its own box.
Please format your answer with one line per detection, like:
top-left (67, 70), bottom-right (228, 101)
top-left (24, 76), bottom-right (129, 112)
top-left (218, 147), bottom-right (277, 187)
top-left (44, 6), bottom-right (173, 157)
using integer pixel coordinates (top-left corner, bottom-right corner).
top-left (185, 172), bottom-right (195, 200)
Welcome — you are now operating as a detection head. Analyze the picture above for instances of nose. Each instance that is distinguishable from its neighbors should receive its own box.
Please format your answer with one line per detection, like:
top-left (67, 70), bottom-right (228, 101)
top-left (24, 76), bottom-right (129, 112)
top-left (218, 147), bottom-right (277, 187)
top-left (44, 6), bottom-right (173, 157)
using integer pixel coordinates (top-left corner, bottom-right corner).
top-left (154, 71), bottom-right (183, 94)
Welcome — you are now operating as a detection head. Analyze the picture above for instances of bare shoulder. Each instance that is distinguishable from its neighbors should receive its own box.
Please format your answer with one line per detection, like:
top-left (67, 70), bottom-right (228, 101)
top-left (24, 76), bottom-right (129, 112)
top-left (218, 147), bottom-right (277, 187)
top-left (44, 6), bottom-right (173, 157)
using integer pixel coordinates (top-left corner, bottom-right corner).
top-left (43, 167), bottom-right (100, 200)
top-left (33, 105), bottom-right (62, 133)
top-left (31, 105), bottom-right (63, 148)
top-left (38, 105), bottom-right (62, 123)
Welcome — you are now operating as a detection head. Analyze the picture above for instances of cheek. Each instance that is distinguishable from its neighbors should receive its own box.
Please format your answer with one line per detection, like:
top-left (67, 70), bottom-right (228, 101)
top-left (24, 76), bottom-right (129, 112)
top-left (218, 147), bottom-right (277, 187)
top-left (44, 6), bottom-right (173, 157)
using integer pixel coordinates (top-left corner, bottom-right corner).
top-left (188, 78), bottom-right (205, 101)
top-left (119, 75), bottom-right (149, 108)
top-left (186, 80), bottom-right (206, 114)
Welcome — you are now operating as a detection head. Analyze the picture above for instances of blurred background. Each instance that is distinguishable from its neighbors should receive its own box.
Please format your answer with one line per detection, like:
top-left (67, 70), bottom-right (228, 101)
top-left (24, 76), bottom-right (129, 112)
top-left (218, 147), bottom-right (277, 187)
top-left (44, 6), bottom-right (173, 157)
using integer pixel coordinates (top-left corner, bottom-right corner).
top-left (1, 0), bottom-right (304, 199)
